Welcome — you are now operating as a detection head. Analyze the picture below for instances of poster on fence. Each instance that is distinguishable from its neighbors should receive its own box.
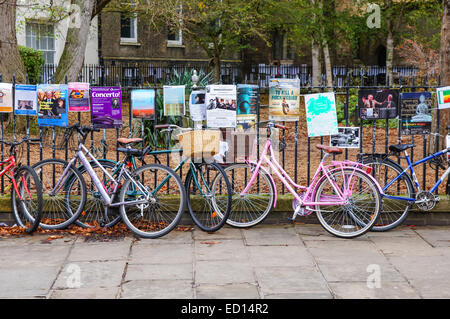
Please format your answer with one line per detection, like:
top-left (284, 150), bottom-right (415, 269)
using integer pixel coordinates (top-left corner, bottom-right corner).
top-left (304, 92), bottom-right (338, 137)
top-left (163, 85), bottom-right (185, 116)
top-left (0, 83), bottom-right (13, 113)
top-left (358, 89), bottom-right (399, 120)
top-left (269, 78), bottom-right (300, 122)
top-left (400, 92), bottom-right (433, 135)
top-left (90, 87), bottom-right (122, 129)
top-left (437, 86), bottom-right (450, 110)
top-left (237, 84), bottom-right (259, 130)
top-left (206, 85), bottom-right (237, 128)
top-left (131, 89), bottom-right (155, 119)
top-left (14, 84), bottom-right (37, 116)
top-left (330, 127), bottom-right (360, 149)
top-left (37, 84), bottom-right (69, 127)
top-left (189, 90), bottom-right (206, 121)
top-left (68, 82), bottom-right (90, 112)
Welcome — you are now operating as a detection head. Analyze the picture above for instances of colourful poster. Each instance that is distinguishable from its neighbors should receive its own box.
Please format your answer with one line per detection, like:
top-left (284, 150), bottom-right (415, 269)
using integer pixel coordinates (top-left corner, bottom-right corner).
top-left (437, 86), bottom-right (450, 109)
top-left (358, 89), bottom-right (399, 120)
top-left (269, 78), bottom-right (300, 122)
top-left (206, 85), bottom-right (237, 128)
top-left (0, 83), bottom-right (13, 113)
top-left (131, 89), bottom-right (155, 119)
top-left (37, 84), bottom-right (69, 127)
top-left (15, 84), bottom-right (37, 116)
top-left (400, 92), bottom-right (433, 135)
top-left (163, 85), bottom-right (185, 116)
top-left (90, 87), bottom-right (122, 129)
top-left (237, 84), bottom-right (259, 130)
top-left (304, 92), bottom-right (338, 137)
top-left (189, 90), bottom-right (206, 121)
top-left (68, 82), bottom-right (90, 112)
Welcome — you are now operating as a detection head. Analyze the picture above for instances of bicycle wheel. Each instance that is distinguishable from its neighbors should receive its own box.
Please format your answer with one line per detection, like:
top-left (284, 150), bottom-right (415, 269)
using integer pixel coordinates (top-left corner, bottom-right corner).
top-left (185, 161), bottom-right (232, 232)
top-left (119, 163), bottom-right (186, 238)
top-left (71, 159), bottom-right (122, 228)
top-left (32, 159), bottom-right (87, 230)
top-left (362, 157), bottom-right (415, 231)
top-left (11, 165), bottom-right (43, 233)
top-left (223, 163), bottom-right (275, 228)
top-left (314, 168), bottom-right (382, 239)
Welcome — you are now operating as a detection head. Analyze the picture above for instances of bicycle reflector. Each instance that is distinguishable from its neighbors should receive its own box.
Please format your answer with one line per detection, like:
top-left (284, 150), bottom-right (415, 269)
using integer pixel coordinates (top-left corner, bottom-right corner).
top-left (127, 162), bottom-right (133, 168)
top-left (366, 167), bottom-right (372, 174)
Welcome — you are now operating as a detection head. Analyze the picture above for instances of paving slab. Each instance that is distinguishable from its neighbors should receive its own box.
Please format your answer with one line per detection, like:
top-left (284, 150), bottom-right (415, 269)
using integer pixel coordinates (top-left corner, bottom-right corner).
top-left (247, 245), bottom-right (315, 267)
top-left (243, 225), bottom-right (303, 246)
top-left (0, 265), bottom-right (60, 298)
top-left (129, 243), bottom-right (193, 265)
top-left (0, 244), bottom-right (70, 267)
top-left (295, 224), bottom-right (369, 241)
top-left (121, 280), bottom-right (194, 299)
top-left (126, 263), bottom-right (192, 281)
top-left (370, 236), bottom-right (438, 257)
top-left (255, 266), bottom-right (330, 297)
top-left (317, 262), bottom-right (405, 282)
top-left (67, 240), bottom-right (131, 262)
top-left (50, 287), bottom-right (118, 299)
top-left (195, 260), bottom-right (255, 285)
top-left (196, 283), bottom-right (260, 299)
top-left (193, 226), bottom-right (243, 241)
top-left (329, 282), bottom-right (421, 299)
top-left (195, 240), bottom-right (247, 261)
top-left (134, 230), bottom-right (193, 245)
top-left (53, 260), bottom-right (126, 290)
top-left (412, 226), bottom-right (450, 247)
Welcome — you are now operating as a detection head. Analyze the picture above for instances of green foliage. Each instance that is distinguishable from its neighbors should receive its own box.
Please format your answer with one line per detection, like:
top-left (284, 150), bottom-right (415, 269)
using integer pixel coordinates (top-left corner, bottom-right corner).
top-left (18, 46), bottom-right (45, 84)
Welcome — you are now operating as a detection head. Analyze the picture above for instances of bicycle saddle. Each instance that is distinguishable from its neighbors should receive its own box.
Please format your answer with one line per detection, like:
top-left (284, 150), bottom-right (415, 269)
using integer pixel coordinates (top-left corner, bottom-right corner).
top-left (117, 137), bottom-right (143, 145)
top-left (389, 144), bottom-right (415, 153)
top-left (316, 144), bottom-right (343, 154)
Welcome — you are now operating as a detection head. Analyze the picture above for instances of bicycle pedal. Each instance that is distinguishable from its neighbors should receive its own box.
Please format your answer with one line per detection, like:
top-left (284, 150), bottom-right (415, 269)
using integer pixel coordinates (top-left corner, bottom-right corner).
top-left (286, 217), bottom-right (295, 224)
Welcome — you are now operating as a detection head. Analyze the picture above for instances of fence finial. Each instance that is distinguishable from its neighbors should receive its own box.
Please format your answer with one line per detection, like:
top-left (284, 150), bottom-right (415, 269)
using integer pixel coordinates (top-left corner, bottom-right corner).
top-left (192, 70), bottom-right (199, 88)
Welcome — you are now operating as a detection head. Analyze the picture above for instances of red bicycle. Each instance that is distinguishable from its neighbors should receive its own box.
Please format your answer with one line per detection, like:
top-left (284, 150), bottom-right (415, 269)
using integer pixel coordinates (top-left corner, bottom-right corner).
top-left (1, 137), bottom-right (43, 233)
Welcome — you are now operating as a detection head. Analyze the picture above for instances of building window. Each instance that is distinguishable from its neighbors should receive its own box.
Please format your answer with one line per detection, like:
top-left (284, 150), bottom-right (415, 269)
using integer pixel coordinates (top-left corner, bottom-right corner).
top-left (120, 13), bottom-right (137, 43)
top-left (25, 22), bottom-right (55, 64)
top-left (167, 28), bottom-right (182, 45)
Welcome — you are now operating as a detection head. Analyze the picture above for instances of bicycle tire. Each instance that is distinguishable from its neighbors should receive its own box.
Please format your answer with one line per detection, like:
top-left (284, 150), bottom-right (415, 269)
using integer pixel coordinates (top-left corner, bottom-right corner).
top-left (223, 163), bottom-right (275, 228)
top-left (32, 158), bottom-right (87, 230)
top-left (71, 159), bottom-right (122, 228)
top-left (119, 163), bottom-right (186, 239)
top-left (314, 168), bottom-right (382, 239)
top-left (11, 165), bottom-right (43, 234)
top-left (185, 161), bottom-right (232, 232)
top-left (362, 157), bottom-right (415, 231)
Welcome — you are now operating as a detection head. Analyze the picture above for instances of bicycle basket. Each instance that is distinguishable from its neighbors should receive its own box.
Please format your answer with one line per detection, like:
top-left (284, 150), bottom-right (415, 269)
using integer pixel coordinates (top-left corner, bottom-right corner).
top-left (177, 129), bottom-right (221, 159)
top-left (41, 126), bottom-right (78, 151)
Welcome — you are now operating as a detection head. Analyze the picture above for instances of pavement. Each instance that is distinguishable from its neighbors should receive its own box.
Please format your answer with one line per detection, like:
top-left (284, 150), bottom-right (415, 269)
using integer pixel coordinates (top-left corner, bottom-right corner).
top-left (1, 223), bottom-right (450, 299)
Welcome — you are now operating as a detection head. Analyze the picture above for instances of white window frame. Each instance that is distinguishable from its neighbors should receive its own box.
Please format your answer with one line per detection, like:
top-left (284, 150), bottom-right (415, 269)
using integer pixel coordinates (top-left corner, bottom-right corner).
top-left (120, 13), bottom-right (138, 43)
top-left (25, 21), bottom-right (55, 65)
top-left (167, 4), bottom-right (183, 46)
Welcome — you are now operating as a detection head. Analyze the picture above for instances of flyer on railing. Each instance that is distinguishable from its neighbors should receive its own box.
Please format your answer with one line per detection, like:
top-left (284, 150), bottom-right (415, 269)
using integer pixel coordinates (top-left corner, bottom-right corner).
top-left (163, 85), bottom-right (185, 116)
top-left (90, 87), bottom-right (122, 129)
top-left (237, 84), bottom-right (259, 130)
top-left (437, 86), bottom-right (450, 109)
top-left (68, 82), bottom-right (90, 112)
top-left (304, 92), bottom-right (338, 137)
top-left (268, 78), bottom-right (300, 122)
top-left (14, 84), bottom-right (37, 116)
top-left (400, 92), bottom-right (433, 135)
top-left (37, 84), bottom-right (69, 127)
top-left (358, 89), bottom-right (399, 119)
top-left (131, 89), bottom-right (155, 119)
top-left (189, 90), bottom-right (206, 121)
top-left (330, 127), bottom-right (360, 149)
top-left (206, 85), bottom-right (237, 128)
top-left (0, 83), bottom-right (13, 113)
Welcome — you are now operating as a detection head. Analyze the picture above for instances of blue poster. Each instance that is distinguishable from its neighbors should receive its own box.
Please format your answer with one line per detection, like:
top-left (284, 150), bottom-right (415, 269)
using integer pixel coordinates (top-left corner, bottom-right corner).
top-left (237, 84), bottom-right (259, 130)
top-left (15, 84), bottom-right (37, 116)
top-left (37, 84), bottom-right (69, 127)
top-left (131, 89), bottom-right (155, 119)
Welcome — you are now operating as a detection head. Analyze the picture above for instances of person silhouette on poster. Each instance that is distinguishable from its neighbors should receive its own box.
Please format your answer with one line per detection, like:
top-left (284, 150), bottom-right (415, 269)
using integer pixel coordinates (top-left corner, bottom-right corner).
top-left (281, 97), bottom-right (290, 115)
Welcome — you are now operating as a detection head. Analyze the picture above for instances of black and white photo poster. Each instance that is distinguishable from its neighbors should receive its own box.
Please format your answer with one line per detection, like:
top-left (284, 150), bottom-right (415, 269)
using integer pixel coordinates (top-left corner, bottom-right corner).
top-left (330, 127), bottom-right (361, 149)
top-left (206, 85), bottom-right (237, 128)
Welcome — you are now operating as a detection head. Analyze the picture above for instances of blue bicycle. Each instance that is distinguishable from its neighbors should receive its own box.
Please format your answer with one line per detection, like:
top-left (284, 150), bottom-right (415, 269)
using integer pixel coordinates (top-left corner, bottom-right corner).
top-left (358, 125), bottom-right (450, 231)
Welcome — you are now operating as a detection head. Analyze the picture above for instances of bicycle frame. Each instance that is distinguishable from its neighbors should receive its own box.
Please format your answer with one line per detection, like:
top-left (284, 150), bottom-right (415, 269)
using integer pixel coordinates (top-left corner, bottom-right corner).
top-left (241, 138), bottom-right (377, 208)
top-left (383, 148), bottom-right (450, 201)
top-left (0, 155), bottom-right (23, 200)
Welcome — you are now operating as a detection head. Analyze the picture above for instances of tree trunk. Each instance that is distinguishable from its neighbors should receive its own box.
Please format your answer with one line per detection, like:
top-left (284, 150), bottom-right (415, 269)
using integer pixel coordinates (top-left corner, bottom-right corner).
top-left (386, 21), bottom-right (394, 86)
top-left (438, 0), bottom-right (449, 135)
top-left (0, 0), bottom-right (26, 82)
top-left (212, 55), bottom-right (221, 84)
top-left (54, 0), bottom-right (95, 83)
top-left (311, 40), bottom-right (322, 87)
top-left (322, 40), bottom-right (333, 89)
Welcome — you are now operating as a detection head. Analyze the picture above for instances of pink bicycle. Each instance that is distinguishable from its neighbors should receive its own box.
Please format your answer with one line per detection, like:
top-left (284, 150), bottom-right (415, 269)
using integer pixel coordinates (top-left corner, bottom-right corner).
top-left (223, 121), bottom-right (382, 238)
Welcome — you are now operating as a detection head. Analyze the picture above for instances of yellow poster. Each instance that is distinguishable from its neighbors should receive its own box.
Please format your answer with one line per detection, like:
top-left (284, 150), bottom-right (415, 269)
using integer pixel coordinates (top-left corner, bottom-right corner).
top-left (269, 78), bottom-right (300, 122)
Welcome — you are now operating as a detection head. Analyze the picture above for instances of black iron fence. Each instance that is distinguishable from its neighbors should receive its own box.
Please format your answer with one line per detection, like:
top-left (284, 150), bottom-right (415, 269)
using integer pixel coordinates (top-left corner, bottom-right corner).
top-left (0, 68), bottom-right (447, 197)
